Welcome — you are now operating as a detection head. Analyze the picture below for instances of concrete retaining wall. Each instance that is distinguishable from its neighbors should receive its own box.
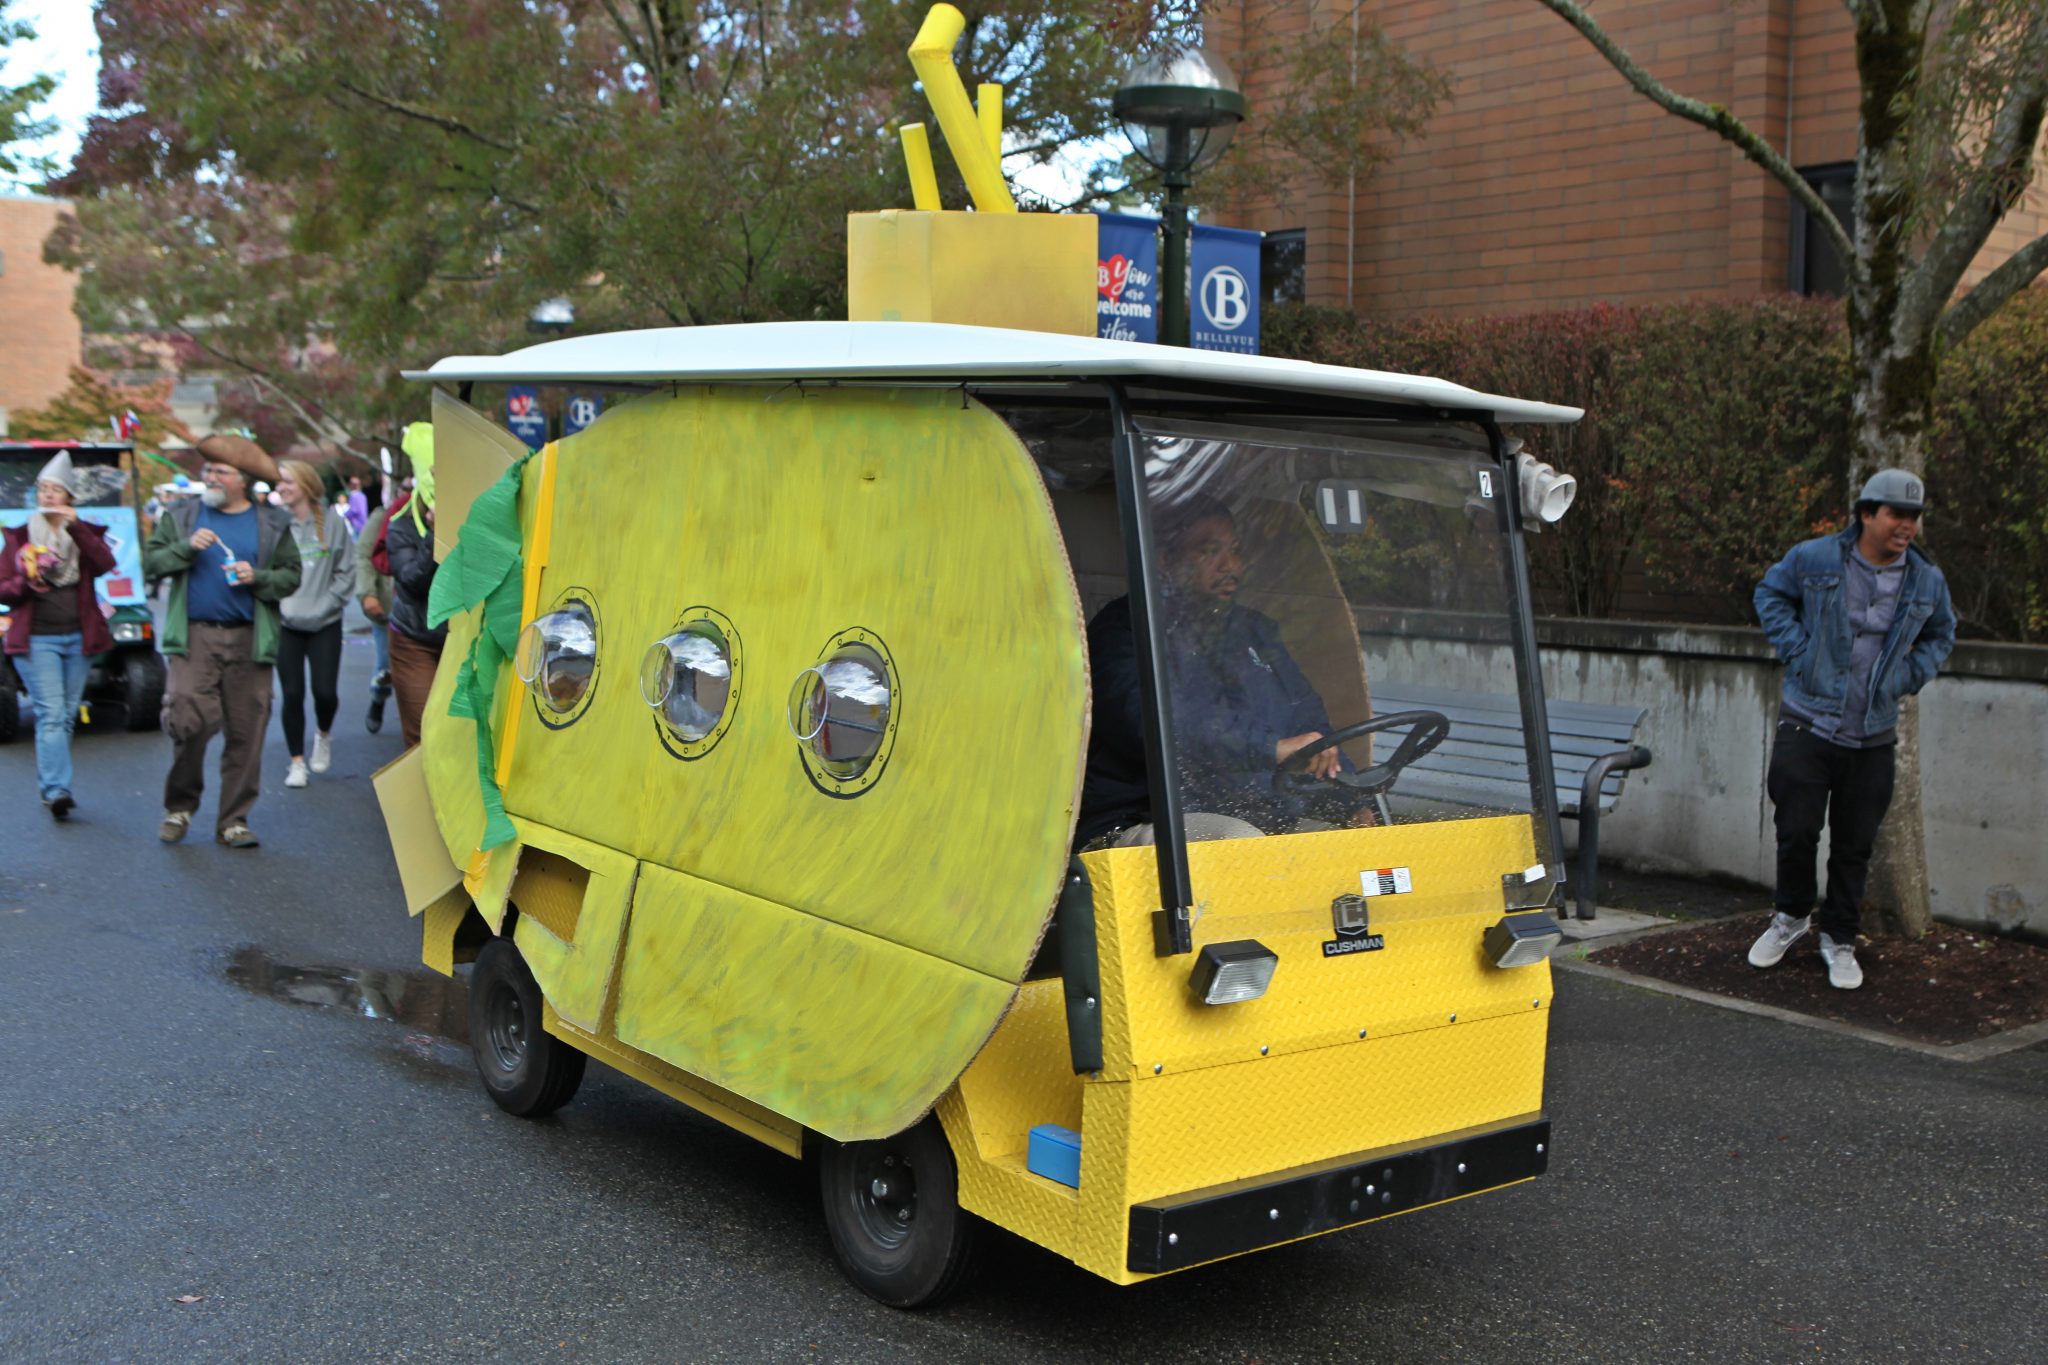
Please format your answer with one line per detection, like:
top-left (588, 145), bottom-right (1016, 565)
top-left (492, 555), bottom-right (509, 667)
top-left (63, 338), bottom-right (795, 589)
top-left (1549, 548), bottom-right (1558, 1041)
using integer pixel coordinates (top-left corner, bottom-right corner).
top-left (1358, 612), bottom-right (2048, 936)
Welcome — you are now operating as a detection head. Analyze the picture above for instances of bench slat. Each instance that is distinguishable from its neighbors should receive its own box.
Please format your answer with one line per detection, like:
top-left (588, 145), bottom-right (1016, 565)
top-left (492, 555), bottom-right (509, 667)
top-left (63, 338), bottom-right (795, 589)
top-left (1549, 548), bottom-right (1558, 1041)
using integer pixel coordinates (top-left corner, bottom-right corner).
top-left (1366, 680), bottom-right (1646, 817)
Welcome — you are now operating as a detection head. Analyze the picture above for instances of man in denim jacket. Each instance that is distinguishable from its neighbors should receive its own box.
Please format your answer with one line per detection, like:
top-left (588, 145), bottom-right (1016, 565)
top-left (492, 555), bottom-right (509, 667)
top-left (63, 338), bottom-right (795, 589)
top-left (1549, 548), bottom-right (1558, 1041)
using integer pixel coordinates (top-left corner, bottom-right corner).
top-left (1747, 469), bottom-right (1956, 989)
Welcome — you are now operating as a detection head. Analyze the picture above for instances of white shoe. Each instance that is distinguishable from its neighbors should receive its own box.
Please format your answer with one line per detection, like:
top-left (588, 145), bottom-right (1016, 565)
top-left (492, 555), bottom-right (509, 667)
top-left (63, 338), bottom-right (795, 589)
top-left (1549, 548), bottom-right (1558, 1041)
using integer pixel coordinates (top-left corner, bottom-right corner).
top-left (1819, 933), bottom-right (1864, 990)
top-left (285, 757), bottom-right (309, 789)
top-left (310, 731), bottom-right (332, 774)
top-left (1747, 911), bottom-right (1810, 968)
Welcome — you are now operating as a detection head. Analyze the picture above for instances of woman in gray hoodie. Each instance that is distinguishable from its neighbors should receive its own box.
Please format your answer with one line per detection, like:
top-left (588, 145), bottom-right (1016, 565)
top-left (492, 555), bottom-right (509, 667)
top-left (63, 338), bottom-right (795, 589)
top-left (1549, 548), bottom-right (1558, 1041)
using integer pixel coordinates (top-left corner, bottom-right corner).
top-left (274, 460), bottom-right (357, 787)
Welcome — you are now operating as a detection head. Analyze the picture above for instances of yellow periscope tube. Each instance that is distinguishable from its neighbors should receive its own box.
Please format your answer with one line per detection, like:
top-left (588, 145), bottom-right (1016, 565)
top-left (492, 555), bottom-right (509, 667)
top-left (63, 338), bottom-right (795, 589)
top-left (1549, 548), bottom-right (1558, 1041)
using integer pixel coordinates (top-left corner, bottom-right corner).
top-left (978, 82), bottom-right (1003, 159)
top-left (908, 4), bottom-right (1015, 213)
top-left (899, 123), bottom-right (943, 210)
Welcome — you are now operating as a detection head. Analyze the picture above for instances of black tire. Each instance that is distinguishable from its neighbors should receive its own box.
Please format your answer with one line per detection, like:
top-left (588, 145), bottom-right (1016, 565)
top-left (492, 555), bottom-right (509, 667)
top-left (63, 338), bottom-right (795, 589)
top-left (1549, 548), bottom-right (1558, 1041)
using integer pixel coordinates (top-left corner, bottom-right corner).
top-left (467, 938), bottom-right (586, 1117)
top-left (818, 1116), bottom-right (979, 1308)
top-left (0, 660), bottom-right (18, 744)
top-left (120, 651), bottom-right (166, 732)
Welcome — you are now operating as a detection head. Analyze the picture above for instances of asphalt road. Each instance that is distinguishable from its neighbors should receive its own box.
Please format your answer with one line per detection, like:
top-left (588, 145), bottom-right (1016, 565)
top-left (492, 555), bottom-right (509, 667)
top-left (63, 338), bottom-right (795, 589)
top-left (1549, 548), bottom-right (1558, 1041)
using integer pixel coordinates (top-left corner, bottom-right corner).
top-left (4, 618), bottom-right (2045, 1362)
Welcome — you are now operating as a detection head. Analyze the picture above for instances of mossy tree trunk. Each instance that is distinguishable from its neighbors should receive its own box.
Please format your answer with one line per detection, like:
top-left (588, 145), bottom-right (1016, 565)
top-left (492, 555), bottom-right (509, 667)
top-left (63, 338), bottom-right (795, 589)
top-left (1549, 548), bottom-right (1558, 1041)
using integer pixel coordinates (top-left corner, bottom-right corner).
top-left (1538, 0), bottom-right (2048, 938)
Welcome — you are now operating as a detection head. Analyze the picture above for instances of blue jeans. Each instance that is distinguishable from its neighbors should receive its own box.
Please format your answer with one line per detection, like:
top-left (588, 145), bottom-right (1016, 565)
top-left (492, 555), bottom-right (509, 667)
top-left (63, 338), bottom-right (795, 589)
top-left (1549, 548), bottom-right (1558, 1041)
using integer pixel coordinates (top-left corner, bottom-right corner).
top-left (19, 632), bottom-right (89, 800)
top-left (371, 619), bottom-right (390, 677)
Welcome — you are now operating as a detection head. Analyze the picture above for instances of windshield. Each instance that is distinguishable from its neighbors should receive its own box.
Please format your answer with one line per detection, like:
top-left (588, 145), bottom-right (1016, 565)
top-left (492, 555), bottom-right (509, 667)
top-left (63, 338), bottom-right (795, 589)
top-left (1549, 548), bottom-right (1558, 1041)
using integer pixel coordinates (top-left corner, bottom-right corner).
top-left (1088, 417), bottom-right (1546, 865)
top-left (1, 450), bottom-right (147, 608)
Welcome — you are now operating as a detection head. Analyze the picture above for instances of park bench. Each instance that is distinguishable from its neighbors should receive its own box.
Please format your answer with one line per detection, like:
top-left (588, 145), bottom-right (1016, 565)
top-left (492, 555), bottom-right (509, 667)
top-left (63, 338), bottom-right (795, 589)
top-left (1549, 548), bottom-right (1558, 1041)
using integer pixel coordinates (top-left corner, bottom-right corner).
top-left (1369, 681), bottom-right (1652, 921)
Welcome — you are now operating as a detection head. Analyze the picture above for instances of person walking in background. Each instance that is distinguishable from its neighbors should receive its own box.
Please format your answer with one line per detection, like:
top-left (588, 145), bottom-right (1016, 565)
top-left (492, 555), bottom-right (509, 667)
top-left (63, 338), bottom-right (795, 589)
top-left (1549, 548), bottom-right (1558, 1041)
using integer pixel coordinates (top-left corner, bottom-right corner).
top-left (342, 475), bottom-right (370, 536)
top-left (143, 435), bottom-right (302, 849)
top-left (357, 498), bottom-right (395, 733)
top-left (274, 459), bottom-right (356, 788)
top-left (1747, 468), bottom-right (1957, 990)
top-left (384, 423), bottom-right (443, 748)
top-left (0, 452), bottom-right (117, 820)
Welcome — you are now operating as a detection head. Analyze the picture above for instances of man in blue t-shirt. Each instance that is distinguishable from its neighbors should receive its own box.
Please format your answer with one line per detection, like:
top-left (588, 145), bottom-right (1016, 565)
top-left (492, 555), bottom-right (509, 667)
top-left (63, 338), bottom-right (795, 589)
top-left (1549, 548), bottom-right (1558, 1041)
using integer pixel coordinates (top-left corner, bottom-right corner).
top-left (141, 438), bottom-right (301, 847)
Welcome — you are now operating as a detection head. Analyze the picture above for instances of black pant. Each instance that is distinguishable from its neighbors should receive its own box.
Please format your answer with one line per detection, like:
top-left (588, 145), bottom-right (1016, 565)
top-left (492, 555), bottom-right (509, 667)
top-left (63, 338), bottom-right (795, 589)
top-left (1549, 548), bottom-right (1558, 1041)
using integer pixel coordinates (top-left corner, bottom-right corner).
top-left (275, 621), bottom-right (343, 759)
top-left (1766, 719), bottom-right (1896, 942)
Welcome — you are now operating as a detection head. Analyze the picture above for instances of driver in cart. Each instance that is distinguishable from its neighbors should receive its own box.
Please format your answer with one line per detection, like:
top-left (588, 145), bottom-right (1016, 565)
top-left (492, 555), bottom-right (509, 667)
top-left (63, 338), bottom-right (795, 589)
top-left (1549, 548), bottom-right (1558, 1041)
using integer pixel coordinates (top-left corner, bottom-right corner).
top-left (1078, 495), bottom-right (1373, 848)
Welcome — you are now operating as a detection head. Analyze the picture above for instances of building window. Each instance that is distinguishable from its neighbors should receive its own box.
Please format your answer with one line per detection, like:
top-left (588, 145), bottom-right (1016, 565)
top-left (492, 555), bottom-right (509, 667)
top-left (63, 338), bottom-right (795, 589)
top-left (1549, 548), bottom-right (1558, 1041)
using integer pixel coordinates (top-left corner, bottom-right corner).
top-left (1262, 229), bottom-right (1305, 306)
top-left (1790, 164), bottom-right (1854, 298)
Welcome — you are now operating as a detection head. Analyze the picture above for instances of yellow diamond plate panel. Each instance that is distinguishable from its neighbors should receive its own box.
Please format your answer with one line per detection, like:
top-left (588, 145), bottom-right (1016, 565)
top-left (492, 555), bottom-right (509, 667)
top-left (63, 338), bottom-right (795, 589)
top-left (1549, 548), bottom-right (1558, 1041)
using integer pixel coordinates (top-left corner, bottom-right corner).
top-left (1059, 1011), bottom-right (1547, 1284)
top-left (940, 979), bottom-right (1092, 1261)
top-left (942, 816), bottom-right (1553, 1284)
top-left (1081, 817), bottom-right (1549, 1079)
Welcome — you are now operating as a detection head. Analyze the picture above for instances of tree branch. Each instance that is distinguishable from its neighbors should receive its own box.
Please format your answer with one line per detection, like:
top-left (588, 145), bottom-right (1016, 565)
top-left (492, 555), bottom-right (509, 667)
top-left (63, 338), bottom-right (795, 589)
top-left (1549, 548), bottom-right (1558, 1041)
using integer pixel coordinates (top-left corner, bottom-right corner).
top-left (1534, 0), bottom-right (1854, 266)
top-left (334, 81), bottom-right (517, 153)
top-left (1937, 228), bottom-right (2048, 350)
top-left (1900, 17), bottom-right (2048, 335)
top-left (599, 0), bottom-right (655, 82)
top-left (175, 331), bottom-right (384, 453)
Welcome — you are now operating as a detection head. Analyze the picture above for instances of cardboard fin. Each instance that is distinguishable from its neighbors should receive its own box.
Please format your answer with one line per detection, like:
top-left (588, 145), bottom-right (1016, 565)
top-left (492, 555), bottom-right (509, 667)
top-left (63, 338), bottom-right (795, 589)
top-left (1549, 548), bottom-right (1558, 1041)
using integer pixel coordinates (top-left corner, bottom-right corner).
top-left (431, 386), bottom-right (527, 563)
top-left (373, 744), bottom-right (464, 916)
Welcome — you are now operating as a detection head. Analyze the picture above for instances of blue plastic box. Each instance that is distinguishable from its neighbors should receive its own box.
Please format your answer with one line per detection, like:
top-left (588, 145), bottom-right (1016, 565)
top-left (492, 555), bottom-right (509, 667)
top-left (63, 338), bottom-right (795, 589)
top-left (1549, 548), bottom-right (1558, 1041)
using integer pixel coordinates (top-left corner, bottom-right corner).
top-left (1027, 1123), bottom-right (1082, 1188)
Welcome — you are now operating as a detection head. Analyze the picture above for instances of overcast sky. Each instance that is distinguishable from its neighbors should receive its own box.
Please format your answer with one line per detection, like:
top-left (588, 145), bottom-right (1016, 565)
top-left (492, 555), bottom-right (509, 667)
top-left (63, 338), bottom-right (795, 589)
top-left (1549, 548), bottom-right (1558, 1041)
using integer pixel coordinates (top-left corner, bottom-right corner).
top-left (2, 0), bottom-right (99, 191)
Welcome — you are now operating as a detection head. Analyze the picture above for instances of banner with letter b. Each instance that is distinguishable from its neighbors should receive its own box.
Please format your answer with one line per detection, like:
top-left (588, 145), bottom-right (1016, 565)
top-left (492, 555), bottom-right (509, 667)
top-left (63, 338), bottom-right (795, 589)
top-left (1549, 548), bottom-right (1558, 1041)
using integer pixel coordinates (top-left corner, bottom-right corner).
top-left (1190, 224), bottom-right (1261, 355)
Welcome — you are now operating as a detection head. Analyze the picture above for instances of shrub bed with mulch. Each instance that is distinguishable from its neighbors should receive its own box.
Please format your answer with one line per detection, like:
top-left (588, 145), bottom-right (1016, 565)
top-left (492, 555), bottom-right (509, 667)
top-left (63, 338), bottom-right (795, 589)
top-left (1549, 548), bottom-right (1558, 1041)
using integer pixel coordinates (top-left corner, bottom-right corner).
top-left (1592, 918), bottom-right (2048, 1046)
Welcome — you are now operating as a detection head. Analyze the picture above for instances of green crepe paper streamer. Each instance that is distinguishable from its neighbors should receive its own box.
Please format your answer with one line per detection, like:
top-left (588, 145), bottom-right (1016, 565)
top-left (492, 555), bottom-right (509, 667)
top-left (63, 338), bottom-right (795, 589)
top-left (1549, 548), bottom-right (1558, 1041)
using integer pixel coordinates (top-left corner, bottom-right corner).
top-left (427, 453), bottom-right (534, 851)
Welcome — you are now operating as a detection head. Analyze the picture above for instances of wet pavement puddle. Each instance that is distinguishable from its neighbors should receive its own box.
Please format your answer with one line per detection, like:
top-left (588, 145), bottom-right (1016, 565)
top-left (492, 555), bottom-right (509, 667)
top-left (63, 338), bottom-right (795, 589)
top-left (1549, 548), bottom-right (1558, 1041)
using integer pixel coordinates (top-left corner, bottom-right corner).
top-left (227, 946), bottom-right (472, 1046)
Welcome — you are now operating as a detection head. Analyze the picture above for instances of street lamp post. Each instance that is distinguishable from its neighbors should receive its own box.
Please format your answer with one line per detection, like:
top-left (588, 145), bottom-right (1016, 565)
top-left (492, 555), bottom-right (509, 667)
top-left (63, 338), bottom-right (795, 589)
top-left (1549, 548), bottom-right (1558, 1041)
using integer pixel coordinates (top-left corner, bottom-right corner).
top-left (526, 298), bottom-right (576, 439)
top-left (1113, 48), bottom-right (1247, 347)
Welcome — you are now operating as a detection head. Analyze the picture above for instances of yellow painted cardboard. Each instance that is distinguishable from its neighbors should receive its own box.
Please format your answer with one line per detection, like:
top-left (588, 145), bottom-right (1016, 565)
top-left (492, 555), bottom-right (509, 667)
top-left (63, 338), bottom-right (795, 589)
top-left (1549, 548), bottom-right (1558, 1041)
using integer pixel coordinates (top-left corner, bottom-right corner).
top-left (504, 819), bottom-right (638, 1033)
top-left (371, 745), bottom-right (463, 916)
top-left (417, 383), bottom-right (1090, 1142)
top-left (429, 385), bottom-right (527, 563)
top-left (847, 210), bottom-right (1097, 335)
top-left (618, 863), bottom-right (1016, 1138)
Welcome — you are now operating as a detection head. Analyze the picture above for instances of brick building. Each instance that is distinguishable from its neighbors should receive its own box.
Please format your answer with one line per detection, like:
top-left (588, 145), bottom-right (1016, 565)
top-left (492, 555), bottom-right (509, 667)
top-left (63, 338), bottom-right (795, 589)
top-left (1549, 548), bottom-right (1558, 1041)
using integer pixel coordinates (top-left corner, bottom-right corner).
top-left (1213, 1), bottom-right (2048, 315)
top-left (0, 194), bottom-right (83, 432)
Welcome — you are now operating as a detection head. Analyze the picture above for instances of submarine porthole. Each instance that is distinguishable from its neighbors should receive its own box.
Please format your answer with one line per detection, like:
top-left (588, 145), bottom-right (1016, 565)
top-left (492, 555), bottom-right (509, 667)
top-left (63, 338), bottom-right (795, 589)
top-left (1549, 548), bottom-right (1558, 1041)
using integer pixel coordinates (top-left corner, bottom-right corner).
top-left (789, 630), bottom-right (899, 798)
top-left (644, 609), bottom-right (741, 760)
top-left (516, 594), bottom-right (601, 726)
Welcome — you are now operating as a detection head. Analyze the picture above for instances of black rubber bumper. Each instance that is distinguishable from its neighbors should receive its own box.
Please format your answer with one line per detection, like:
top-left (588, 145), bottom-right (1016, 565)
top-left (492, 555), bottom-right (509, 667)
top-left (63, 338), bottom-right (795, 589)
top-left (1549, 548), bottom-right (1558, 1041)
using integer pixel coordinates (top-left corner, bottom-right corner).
top-left (1128, 1114), bottom-right (1550, 1274)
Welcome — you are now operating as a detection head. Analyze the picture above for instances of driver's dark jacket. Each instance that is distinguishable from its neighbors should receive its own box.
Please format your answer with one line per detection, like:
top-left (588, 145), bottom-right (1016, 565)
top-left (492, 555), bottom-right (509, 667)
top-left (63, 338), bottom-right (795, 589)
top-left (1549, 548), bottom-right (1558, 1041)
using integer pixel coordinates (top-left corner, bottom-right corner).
top-left (1077, 595), bottom-right (1340, 845)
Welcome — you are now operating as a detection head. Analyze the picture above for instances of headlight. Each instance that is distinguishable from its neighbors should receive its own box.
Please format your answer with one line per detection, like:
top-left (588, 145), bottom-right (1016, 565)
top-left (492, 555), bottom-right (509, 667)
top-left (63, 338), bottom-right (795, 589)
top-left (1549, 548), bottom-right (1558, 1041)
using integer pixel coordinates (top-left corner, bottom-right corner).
top-left (1516, 452), bottom-right (1578, 524)
top-left (1189, 939), bottom-right (1279, 1005)
top-left (1484, 912), bottom-right (1562, 969)
top-left (110, 621), bottom-right (148, 643)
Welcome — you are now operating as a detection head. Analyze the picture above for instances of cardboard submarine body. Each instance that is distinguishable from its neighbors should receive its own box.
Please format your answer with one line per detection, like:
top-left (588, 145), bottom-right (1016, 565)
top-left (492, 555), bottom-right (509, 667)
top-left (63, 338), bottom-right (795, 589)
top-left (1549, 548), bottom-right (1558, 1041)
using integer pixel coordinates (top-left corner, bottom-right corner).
top-left (378, 4), bottom-right (1584, 1306)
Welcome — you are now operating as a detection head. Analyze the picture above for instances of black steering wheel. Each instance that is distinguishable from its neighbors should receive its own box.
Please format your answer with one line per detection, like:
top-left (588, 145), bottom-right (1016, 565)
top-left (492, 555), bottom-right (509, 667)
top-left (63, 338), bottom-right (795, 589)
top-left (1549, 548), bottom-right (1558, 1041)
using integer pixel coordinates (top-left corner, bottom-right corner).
top-left (1273, 709), bottom-right (1451, 799)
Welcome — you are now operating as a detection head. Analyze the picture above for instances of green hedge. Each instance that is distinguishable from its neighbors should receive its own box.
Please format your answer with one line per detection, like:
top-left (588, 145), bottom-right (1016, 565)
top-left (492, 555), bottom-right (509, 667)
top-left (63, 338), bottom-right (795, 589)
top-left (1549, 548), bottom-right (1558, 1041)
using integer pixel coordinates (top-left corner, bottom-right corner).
top-left (1265, 291), bottom-right (2048, 641)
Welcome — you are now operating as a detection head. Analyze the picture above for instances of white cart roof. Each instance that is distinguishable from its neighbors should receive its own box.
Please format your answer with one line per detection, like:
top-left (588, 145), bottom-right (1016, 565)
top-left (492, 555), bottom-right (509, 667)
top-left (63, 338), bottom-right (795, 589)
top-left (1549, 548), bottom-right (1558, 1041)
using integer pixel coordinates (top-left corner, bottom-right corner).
top-left (408, 321), bottom-right (1583, 425)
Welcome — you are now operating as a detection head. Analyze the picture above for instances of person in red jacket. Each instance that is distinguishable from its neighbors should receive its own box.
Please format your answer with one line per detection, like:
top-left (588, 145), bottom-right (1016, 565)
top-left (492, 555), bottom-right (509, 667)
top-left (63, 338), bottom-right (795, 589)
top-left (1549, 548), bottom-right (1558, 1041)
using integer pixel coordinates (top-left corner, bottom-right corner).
top-left (0, 452), bottom-right (117, 819)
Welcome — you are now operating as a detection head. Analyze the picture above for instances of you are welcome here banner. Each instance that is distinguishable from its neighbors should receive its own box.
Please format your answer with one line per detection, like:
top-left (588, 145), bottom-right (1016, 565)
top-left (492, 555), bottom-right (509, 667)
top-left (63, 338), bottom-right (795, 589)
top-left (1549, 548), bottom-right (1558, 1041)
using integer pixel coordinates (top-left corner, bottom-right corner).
top-left (1094, 213), bottom-right (1261, 354)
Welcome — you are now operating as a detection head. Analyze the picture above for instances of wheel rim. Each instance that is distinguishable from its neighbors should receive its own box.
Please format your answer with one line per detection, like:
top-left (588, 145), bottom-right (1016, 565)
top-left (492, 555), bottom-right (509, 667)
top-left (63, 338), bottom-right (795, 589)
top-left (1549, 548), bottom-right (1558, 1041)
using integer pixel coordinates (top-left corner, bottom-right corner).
top-left (845, 1147), bottom-right (919, 1252)
top-left (483, 979), bottom-right (527, 1074)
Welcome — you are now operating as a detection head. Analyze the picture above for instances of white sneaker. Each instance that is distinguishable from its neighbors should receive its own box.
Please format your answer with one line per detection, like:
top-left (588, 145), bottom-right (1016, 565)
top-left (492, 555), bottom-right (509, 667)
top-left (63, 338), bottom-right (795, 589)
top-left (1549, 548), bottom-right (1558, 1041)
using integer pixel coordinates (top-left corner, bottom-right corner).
top-left (1747, 911), bottom-right (1810, 968)
top-left (1819, 932), bottom-right (1864, 990)
top-left (310, 731), bottom-right (332, 774)
top-left (285, 757), bottom-right (309, 789)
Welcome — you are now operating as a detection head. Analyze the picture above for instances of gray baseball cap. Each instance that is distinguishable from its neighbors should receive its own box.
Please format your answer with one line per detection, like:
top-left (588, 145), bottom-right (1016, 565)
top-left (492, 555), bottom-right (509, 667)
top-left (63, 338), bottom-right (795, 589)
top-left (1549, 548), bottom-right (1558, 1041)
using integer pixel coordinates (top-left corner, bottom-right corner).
top-left (1858, 467), bottom-right (1925, 510)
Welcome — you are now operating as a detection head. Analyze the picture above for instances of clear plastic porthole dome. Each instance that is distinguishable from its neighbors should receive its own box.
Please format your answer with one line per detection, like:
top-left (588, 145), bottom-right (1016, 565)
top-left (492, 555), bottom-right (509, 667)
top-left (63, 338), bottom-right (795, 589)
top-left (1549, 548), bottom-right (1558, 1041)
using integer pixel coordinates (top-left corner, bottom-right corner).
top-left (641, 619), bottom-right (736, 747)
top-left (787, 641), bottom-right (893, 782)
top-left (515, 601), bottom-right (598, 716)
